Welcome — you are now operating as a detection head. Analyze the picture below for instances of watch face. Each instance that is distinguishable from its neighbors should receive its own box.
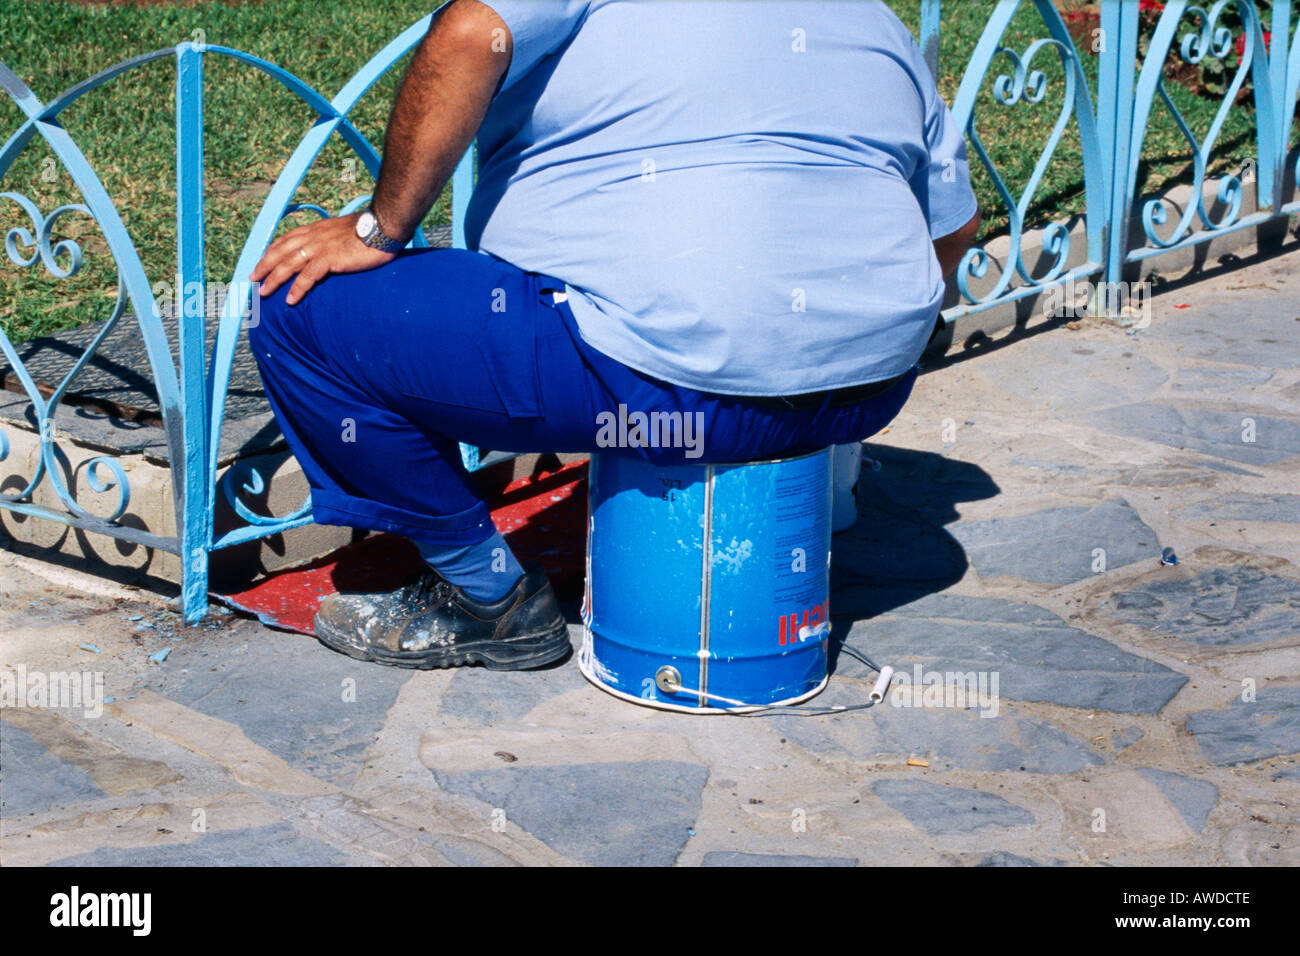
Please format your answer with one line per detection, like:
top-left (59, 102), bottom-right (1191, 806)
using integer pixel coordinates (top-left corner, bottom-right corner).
top-left (356, 210), bottom-right (376, 239)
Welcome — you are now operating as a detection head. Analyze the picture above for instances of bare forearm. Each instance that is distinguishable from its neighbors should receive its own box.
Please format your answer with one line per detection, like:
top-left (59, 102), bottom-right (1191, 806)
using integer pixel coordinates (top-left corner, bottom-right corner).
top-left (933, 209), bottom-right (981, 278)
top-left (371, 0), bottom-right (510, 241)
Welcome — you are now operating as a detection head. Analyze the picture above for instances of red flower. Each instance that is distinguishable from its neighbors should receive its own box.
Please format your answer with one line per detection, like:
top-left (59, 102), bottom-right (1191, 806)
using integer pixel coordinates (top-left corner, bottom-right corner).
top-left (1138, 0), bottom-right (1165, 11)
top-left (1234, 30), bottom-right (1271, 58)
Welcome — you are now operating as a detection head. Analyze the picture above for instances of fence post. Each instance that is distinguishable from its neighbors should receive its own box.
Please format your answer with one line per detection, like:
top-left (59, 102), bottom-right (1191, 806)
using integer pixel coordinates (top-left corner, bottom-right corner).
top-left (451, 142), bottom-right (483, 472)
top-left (451, 144), bottom-right (475, 250)
top-left (176, 39), bottom-right (210, 622)
top-left (1099, 0), bottom-right (1140, 296)
top-left (921, 0), bottom-right (942, 83)
top-left (1264, 0), bottom-right (1292, 211)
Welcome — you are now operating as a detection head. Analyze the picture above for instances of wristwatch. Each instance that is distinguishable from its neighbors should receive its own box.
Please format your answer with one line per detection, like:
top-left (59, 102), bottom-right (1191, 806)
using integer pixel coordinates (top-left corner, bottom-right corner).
top-left (355, 206), bottom-right (406, 253)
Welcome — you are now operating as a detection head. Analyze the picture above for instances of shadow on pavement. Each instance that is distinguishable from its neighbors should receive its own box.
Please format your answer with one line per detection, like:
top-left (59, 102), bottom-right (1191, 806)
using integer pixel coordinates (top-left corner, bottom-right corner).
top-left (827, 443), bottom-right (1000, 677)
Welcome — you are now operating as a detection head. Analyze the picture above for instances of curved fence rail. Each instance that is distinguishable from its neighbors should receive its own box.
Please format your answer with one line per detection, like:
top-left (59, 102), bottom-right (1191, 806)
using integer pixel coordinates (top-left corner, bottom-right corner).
top-left (1, 0), bottom-right (1297, 620)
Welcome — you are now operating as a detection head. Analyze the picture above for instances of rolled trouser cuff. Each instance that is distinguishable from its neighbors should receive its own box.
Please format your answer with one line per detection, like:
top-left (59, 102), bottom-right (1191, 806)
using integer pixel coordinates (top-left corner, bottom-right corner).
top-left (309, 488), bottom-right (498, 547)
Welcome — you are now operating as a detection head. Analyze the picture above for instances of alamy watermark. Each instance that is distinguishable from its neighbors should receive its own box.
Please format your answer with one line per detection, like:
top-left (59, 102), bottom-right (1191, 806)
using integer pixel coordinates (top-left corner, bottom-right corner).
top-left (1042, 275), bottom-right (1151, 328)
top-left (889, 664), bottom-right (1000, 718)
top-left (595, 404), bottom-right (705, 459)
top-left (0, 665), bottom-right (104, 719)
top-left (50, 886), bottom-right (150, 936)
top-left (151, 275), bottom-right (262, 328)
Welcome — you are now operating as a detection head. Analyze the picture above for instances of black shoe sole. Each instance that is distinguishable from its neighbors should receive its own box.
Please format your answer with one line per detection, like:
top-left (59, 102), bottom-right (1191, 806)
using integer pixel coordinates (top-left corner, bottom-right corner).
top-left (313, 615), bottom-right (572, 671)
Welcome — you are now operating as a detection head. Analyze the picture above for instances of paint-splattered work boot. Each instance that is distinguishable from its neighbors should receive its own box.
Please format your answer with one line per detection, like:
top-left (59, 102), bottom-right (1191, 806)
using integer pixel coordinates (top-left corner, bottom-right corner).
top-left (313, 563), bottom-right (570, 670)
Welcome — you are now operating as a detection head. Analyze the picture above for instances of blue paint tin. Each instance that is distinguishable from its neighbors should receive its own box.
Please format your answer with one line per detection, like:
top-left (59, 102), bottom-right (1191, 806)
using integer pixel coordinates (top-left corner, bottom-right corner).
top-left (579, 447), bottom-right (833, 712)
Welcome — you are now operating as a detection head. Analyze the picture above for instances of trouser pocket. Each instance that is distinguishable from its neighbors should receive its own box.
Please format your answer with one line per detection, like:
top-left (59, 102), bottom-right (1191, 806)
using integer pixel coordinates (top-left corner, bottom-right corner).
top-left (376, 272), bottom-right (545, 420)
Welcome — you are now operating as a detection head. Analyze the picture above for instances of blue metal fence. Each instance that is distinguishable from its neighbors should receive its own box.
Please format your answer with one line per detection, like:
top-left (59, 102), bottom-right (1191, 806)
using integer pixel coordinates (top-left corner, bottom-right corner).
top-left (2, 1), bottom-right (1297, 621)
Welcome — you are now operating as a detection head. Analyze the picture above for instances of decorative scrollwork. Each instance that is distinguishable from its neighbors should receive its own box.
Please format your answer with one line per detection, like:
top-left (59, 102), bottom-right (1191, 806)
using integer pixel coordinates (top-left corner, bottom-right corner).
top-left (77, 456), bottom-right (132, 522)
top-left (0, 191), bottom-right (135, 520)
top-left (955, 245), bottom-right (991, 303)
top-left (958, 33), bottom-right (1082, 304)
top-left (992, 43), bottom-right (1051, 107)
top-left (1136, 0), bottom-right (1258, 247)
top-left (1, 192), bottom-right (91, 278)
top-left (217, 460), bottom-right (311, 529)
top-left (1178, 4), bottom-right (1237, 63)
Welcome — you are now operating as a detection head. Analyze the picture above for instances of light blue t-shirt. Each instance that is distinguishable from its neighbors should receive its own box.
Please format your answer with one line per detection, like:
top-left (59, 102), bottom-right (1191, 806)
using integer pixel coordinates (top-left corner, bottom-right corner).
top-left (466, 0), bottom-right (977, 396)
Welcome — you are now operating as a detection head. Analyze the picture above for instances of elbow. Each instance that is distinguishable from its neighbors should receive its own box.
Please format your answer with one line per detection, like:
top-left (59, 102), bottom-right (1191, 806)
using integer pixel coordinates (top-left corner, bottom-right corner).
top-left (432, 0), bottom-right (511, 59)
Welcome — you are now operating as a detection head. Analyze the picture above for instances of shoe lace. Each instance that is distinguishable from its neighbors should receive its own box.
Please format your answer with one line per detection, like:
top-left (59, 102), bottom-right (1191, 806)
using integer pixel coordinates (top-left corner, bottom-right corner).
top-left (401, 567), bottom-right (454, 610)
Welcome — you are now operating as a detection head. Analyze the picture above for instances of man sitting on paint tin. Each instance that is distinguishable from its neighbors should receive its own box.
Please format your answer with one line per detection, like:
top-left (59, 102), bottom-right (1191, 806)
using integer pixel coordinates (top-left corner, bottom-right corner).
top-left (248, 0), bottom-right (980, 670)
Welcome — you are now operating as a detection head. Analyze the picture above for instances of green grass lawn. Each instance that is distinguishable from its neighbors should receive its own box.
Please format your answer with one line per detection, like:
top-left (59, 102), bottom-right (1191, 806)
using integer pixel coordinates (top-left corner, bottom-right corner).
top-left (0, 0), bottom-right (1289, 343)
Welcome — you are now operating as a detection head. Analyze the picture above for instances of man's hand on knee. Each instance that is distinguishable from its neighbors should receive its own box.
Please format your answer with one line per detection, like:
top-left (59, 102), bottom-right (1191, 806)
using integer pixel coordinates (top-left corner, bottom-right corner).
top-left (251, 212), bottom-right (397, 306)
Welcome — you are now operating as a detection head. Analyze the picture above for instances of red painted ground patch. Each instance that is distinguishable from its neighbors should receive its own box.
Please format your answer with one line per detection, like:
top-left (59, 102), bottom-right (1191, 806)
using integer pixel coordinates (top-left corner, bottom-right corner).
top-left (213, 459), bottom-right (589, 635)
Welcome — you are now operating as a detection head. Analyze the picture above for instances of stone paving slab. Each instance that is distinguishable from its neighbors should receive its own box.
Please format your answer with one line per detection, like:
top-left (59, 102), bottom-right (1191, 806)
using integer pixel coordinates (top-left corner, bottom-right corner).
top-left (50, 821), bottom-right (363, 867)
top-left (1172, 492), bottom-right (1300, 522)
top-left (439, 658), bottom-right (592, 725)
top-left (843, 593), bottom-right (1187, 713)
top-left (1136, 768), bottom-right (1218, 834)
top-left (1085, 403), bottom-right (1300, 466)
top-left (0, 717), bottom-right (104, 816)
top-left (430, 761), bottom-right (709, 867)
top-left (700, 851), bottom-right (858, 866)
top-left (772, 696), bottom-right (1105, 773)
top-left (974, 332), bottom-right (1170, 411)
top-left (1137, 295), bottom-right (1300, 370)
top-left (141, 628), bottom-right (412, 787)
top-left (3, 247), bottom-right (1300, 865)
top-left (946, 499), bottom-right (1161, 586)
top-left (1184, 686), bottom-right (1300, 767)
top-left (1108, 567), bottom-right (1300, 646)
top-left (1110, 726), bottom-right (1145, 751)
top-left (870, 779), bottom-right (1036, 833)
top-left (1170, 363), bottom-right (1276, 390)
top-left (975, 850), bottom-right (1067, 866)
